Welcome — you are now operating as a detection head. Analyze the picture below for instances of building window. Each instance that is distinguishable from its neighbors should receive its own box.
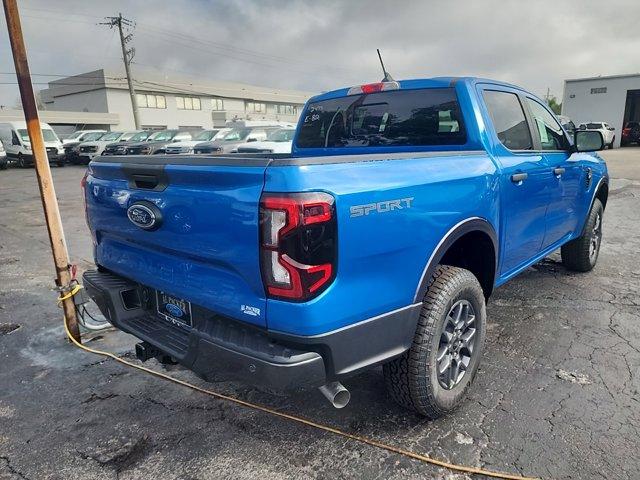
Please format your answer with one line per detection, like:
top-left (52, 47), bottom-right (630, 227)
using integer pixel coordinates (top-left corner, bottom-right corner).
top-left (211, 98), bottom-right (224, 111)
top-left (137, 94), bottom-right (166, 109)
top-left (176, 96), bottom-right (201, 110)
top-left (590, 87), bottom-right (607, 94)
top-left (276, 104), bottom-right (298, 115)
top-left (246, 101), bottom-right (266, 113)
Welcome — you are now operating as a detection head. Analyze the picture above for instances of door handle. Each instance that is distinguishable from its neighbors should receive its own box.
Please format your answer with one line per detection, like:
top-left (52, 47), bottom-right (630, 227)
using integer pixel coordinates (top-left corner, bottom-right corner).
top-left (511, 172), bottom-right (528, 183)
top-left (553, 167), bottom-right (565, 176)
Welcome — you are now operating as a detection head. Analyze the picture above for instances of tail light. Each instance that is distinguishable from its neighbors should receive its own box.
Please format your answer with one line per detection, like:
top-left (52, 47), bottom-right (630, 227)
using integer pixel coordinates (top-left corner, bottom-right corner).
top-left (260, 192), bottom-right (337, 301)
top-left (347, 81), bottom-right (400, 96)
top-left (81, 169), bottom-right (96, 245)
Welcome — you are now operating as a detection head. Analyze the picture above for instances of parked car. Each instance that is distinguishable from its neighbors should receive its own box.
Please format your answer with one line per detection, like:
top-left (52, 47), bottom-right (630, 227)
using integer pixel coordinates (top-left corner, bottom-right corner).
top-left (63, 131), bottom-right (106, 164)
top-left (236, 128), bottom-right (296, 153)
top-left (0, 121), bottom-right (65, 167)
top-left (578, 122), bottom-right (615, 148)
top-left (74, 131), bottom-right (142, 165)
top-left (621, 121), bottom-right (640, 146)
top-left (557, 115), bottom-right (576, 138)
top-left (101, 130), bottom-right (153, 156)
top-left (0, 140), bottom-right (7, 170)
top-left (164, 129), bottom-right (223, 154)
top-left (82, 77), bottom-right (608, 418)
top-left (61, 129), bottom-right (107, 145)
top-left (124, 130), bottom-right (192, 155)
top-left (193, 126), bottom-right (283, 154)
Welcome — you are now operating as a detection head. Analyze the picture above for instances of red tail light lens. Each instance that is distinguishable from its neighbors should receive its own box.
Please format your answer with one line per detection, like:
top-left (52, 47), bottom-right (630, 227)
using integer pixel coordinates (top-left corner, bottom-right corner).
top-left (81, 169), bottom-right (96, 245)
top-left (347, 81), bottom-right (400, 96)
top-left (260, 192), bottom-right (336, 301)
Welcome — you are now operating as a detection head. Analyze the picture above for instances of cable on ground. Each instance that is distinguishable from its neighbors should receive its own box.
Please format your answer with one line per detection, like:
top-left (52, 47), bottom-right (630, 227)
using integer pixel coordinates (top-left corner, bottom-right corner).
top-left (63, 315), bottom-right (538, 480)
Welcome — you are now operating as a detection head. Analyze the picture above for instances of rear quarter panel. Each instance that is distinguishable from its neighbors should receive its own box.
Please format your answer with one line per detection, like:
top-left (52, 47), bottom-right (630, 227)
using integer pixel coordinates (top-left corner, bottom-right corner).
top-left (265, 153), bottom-right (499, 335)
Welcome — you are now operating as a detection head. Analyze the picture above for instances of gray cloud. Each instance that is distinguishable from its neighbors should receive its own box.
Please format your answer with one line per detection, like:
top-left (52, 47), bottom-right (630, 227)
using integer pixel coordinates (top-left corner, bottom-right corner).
top-left (0, 0), bottom-right (638, 107)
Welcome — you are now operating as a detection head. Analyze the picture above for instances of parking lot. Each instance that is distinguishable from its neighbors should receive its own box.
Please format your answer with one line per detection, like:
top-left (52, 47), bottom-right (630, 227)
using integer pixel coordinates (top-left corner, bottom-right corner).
top-left (0, 148), bottom-right (639, 480)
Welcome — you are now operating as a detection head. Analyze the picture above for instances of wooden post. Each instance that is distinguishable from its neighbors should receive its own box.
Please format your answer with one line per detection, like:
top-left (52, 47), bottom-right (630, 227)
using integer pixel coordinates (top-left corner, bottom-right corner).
top-left (2, 0), bottom-right (81, 343)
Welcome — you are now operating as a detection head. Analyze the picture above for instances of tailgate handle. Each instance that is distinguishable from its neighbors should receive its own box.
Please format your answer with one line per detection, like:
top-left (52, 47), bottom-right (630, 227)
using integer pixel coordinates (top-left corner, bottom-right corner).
top-left (122, 164), bottom-right (168, 191)
top-left (132, 174), bottom-right (160, 190)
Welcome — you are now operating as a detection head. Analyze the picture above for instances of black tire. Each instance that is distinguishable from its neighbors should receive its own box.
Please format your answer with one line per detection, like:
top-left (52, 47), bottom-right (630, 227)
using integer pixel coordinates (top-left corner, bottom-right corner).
top-left (17, 153), bottom-right (26, 168)
top-left (609, 136), bottom-right (615, 149)
top-left (0, 161), bottom-right (7, 170)
top-left (57, 161), bottom-right (65, 167)
top-left (383, 265), bottom-right (486, 418)
top-left (561, 198), bottom-right (603, 272)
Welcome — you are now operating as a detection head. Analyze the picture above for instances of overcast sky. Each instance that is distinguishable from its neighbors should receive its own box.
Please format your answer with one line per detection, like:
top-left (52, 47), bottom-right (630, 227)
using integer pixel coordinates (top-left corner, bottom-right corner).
top-left (0, 0), bottom-right (638, 107)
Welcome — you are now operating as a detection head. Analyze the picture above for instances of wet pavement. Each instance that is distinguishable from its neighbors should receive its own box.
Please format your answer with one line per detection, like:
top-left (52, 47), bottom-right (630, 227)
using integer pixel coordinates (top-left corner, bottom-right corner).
top-left (1, 149), bottom-right (639, 479)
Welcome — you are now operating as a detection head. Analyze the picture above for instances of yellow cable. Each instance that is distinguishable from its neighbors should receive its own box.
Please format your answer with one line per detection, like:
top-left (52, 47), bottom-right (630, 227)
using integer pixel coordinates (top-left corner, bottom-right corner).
top-left (63, 316), bottom-right (538, 480)
top-left (57, 284), bottom-right (83, 305)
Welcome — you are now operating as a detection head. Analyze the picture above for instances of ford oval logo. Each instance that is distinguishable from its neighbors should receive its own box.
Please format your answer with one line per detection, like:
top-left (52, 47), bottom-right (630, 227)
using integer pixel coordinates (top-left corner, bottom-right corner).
top-left (165, 303), bottom-right (184, 318)
top-left (127, 202), bottom-right (161, 230)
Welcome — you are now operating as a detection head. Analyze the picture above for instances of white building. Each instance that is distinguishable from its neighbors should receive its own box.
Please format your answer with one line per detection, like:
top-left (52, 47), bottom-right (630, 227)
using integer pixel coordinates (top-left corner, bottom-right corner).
top-left (562, 73), bottom-right (640, 148)
top-left (39, 69), bottom-right (315, 135)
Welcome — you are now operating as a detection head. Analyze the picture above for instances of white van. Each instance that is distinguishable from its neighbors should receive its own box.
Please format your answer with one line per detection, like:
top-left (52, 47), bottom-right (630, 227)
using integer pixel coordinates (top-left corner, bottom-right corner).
top-left (0, 121), bottom-right (65, 167)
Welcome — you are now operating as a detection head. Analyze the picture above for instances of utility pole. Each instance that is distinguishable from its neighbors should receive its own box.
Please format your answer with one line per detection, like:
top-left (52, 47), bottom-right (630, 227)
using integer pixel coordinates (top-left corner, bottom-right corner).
top-left (101, 13), bottom-right (140, 129)
top-left (2, 0), bottom-right (81, 342)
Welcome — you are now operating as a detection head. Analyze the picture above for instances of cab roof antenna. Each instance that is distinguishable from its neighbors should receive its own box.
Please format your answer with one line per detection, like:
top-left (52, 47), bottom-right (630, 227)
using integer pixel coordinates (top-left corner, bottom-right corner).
top-left (377, 49), bottom-right (395, 82)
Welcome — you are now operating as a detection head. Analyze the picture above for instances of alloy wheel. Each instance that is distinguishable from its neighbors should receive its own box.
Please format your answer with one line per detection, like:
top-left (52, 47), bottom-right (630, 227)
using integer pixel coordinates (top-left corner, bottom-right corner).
top-left (589, 212), bottom-right (602, 263)
top-left (436, 299), bottom-right (477, 390)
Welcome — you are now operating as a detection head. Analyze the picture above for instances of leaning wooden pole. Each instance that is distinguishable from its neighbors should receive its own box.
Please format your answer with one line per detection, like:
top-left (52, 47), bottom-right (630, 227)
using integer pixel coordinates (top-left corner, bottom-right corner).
top-left (2, 0), bottom-right (81, 343)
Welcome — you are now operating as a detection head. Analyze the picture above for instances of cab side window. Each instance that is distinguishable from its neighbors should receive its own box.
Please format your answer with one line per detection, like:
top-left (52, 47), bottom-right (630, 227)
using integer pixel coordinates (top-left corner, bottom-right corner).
top-left (525, 98), bottom-right (569, 151)
top-left (482, 90), bottom-right (532, 150)
top-left (11, 131), bottom-right (20, 145)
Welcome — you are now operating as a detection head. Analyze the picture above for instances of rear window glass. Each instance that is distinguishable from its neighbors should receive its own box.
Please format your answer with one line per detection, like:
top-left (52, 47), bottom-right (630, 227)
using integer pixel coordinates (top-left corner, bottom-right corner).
top-left (586, 123), bottom-right (602, 129)
top-left (296, 88), bottom-right (466, 148)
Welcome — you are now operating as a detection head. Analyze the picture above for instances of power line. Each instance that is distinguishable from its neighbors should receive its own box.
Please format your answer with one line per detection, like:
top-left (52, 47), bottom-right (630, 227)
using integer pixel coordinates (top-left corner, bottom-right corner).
top-left (19, 5), bottom-right (349, 75)
top-left (100, 14), bottom-right (140, 129)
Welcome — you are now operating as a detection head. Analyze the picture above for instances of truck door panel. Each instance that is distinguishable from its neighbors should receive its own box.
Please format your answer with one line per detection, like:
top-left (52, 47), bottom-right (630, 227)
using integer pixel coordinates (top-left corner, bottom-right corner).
top-left (480, 88), bottom-right (549, 275)
top-left (523, 97), bottom-right (582, 248)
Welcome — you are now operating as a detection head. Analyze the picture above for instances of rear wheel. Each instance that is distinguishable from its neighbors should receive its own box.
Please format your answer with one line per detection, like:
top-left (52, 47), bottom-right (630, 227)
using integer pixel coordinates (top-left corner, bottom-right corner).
top-left (0, 160), bottom-right (7, 170)
top-left (383, 265), bottom-right (486, 418)
top-left (561, 198), bottom-right (603, 272)
top-left (57, 160), bottom-right (65, 167)
top-left (609, 136), bottom-right (615, 149)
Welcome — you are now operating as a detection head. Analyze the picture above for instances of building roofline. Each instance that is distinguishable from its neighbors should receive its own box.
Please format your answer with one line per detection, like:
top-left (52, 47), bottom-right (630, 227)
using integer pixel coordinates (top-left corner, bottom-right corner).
top-left (41, 69), bottom-right (316, 105)
top-left (564, 73), bottom-right (640, 83)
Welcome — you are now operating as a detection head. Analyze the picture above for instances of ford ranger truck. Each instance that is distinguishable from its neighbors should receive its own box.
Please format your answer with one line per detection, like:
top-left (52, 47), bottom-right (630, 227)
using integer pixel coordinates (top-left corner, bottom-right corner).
top-left (82, 77), bottom-right (609, 418)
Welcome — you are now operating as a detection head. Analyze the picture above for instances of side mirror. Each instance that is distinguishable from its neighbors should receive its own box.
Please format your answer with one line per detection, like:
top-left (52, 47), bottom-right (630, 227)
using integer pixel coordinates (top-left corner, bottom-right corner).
top-left (609, 127), bottom-right (615, 131)
top-left (247, 138), bottom-right (257, 142)
top-left (574, 130), bottom-right (604, 152)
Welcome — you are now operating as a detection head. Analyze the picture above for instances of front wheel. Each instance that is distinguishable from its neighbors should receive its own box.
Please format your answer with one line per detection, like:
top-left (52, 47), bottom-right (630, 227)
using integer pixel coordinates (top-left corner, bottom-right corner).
top-left (561, 198), bottom-right (603, 272)
top-left (17, 153), bottom-right (26, 168)
top-left (383, 265), bottom-right (486, 418)
top-left (609, 136), bottom-right (615, 149)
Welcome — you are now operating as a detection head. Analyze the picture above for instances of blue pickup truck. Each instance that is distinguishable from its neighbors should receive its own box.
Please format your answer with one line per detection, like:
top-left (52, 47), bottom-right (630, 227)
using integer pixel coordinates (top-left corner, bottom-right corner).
top-left (82, 77), bottom-right (608, 418)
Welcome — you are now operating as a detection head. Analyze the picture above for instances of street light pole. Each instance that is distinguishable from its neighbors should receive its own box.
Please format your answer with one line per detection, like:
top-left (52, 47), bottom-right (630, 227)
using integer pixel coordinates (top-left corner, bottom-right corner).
top-left (2, 0), bottom-right (81, 342)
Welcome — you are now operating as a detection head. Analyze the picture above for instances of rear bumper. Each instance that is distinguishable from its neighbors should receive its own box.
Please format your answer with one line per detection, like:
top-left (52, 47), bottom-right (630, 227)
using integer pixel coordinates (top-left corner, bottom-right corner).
top-left (83, 269), bottom-right (421, 391)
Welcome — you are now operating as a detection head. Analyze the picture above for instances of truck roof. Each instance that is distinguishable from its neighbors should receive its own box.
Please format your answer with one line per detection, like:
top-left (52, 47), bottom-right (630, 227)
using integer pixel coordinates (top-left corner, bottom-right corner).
top-left (309, 77), bottom-right (525, 103)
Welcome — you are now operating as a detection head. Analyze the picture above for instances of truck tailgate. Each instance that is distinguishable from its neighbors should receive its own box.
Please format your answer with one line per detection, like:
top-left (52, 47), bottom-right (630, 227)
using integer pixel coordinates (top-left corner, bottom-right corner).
top-left (85, 157), bottom-right (269, 327)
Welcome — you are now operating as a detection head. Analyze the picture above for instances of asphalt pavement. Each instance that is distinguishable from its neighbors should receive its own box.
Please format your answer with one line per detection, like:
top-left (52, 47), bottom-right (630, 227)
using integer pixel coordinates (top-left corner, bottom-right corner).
top-left (1, 148), bottom-right (639, 479)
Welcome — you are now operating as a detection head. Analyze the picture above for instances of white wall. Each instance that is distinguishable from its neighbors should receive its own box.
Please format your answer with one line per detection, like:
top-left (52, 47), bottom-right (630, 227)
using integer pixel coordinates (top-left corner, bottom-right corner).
top-left (105, 89), bottom-right (302, 131)
top-left (47, 89), bottom-right (109, 114)
top-left (562, 75), bottom-right (640, 148)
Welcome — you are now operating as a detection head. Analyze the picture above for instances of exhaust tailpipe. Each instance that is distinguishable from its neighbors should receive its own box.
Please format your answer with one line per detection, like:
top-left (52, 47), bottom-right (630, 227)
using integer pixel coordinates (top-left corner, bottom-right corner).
top-left (318, 381), bottom-right (350, 409)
